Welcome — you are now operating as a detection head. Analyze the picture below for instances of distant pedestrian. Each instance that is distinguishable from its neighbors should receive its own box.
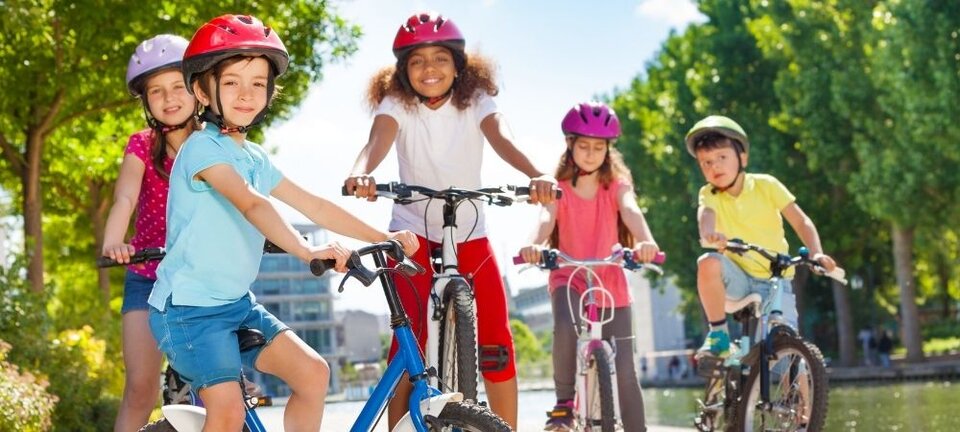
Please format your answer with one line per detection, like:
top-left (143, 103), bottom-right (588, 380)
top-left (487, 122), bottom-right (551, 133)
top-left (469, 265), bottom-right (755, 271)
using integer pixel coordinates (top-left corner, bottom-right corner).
top-left (668, 355), bottom-right (681, 380)
top-left (858, 327), bottom-right (876, 366)
top-left (877, 330), bottom-right (893, 368)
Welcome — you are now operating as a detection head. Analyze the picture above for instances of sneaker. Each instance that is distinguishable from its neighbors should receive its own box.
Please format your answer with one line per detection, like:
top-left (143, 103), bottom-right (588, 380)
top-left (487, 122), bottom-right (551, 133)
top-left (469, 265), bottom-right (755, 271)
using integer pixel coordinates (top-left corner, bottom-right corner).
top-left (544, 401), bottom-right (575, 431)
top-left (697, 329), bottom-right (733, 359)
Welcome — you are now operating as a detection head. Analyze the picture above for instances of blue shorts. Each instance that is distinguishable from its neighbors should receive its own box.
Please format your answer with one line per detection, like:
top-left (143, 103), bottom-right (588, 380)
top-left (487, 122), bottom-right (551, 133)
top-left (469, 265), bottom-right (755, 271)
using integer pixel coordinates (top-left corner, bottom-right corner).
top-left (122, 270), bottom-right (155, 314)
top-left (707, 252), bottom-right (798, 330)
top-left (148, 293), bottom-right (289, 389)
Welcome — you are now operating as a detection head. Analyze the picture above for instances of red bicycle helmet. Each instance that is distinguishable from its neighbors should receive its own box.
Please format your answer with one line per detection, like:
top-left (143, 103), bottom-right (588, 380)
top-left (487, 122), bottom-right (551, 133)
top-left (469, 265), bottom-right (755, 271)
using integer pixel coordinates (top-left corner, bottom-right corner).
top-left (392, 12), bottom-right (465, 59)
top-left (182, 14), bottom-right (289, 92)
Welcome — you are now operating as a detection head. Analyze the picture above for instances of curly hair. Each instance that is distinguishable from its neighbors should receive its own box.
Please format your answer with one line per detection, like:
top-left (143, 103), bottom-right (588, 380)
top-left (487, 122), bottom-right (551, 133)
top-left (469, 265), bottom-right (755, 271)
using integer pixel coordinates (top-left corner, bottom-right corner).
top-left (548, 138), bottom-right (637, 249)
top-left (366, 50), bottom-right (499, 112)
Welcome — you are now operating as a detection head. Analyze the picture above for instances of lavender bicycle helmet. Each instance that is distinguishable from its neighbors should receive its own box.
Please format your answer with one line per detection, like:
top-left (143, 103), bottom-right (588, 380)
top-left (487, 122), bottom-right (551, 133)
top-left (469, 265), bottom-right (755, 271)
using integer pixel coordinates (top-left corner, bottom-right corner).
top-left (561, 102), bottom-right (621, 140)
top-left (126, 35), bottom-right (189, 97)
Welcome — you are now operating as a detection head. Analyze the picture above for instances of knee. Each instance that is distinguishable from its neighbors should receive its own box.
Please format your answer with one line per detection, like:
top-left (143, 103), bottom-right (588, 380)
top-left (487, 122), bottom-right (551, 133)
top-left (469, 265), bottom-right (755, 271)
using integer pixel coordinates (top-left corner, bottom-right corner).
top-left (206, 399), bottom-right (247, 430)
top-left (291, 356), bottom-right (330, 401)
top-left (124, 375), bottom-right (159, 407)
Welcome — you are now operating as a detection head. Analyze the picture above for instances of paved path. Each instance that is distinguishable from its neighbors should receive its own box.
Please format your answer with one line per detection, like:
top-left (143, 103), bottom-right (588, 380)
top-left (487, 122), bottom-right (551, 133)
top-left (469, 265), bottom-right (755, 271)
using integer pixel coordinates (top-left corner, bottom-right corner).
top-left (257, 402), bottom-right (694, 431)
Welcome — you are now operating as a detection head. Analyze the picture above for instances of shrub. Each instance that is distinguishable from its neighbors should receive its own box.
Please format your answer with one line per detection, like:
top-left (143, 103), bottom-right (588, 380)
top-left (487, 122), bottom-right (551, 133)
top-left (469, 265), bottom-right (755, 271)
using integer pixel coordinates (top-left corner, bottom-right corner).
top-left (0, 339), bottom-right (58, 431)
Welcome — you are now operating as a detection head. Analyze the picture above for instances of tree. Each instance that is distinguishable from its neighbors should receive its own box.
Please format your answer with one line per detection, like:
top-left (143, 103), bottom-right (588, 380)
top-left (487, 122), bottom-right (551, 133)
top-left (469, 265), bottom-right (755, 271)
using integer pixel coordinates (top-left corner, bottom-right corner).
top-left (0, 0), bottom-right (360, 294)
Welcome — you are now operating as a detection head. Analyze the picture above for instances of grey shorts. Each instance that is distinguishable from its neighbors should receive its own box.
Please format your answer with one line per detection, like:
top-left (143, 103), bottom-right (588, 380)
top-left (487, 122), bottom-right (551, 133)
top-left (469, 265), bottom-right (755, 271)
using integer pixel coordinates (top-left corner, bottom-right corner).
top-left (706, 252), bottom-right (798, 330)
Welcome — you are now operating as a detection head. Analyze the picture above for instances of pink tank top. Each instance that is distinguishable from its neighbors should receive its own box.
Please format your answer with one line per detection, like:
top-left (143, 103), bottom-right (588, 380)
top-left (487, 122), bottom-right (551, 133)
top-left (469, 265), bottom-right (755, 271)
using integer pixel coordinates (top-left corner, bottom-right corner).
top-left (125, 129), bottom-right (173, 280)
top-left (549, 178), bottom-right (631, 308)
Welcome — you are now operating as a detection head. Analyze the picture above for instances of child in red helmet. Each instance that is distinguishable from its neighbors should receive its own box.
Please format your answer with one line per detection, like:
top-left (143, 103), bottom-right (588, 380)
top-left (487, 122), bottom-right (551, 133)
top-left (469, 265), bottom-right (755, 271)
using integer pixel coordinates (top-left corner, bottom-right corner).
top-left (147, 15), bottom-right (418, 431)
top-left (343, 11), bottom-right (557, 430)
top-left (518, 102), bottom-right (660, 431)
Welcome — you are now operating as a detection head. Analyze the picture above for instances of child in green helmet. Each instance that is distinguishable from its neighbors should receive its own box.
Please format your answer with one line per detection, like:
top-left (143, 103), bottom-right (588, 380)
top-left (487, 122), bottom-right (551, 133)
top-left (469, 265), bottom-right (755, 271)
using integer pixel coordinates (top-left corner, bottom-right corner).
top-left (685, 115), bottom-right (838, 359)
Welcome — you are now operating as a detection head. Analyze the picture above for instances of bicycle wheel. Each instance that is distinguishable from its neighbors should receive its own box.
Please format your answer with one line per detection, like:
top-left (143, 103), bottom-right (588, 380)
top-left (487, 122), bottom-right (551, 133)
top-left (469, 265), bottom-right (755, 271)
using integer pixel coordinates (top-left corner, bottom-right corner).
top-left (437, 280), bottom-right (479, 401)
top-left (738, 334), bottom-right (828, 432)
top-left (428, 401), bottom-right (512, 431)
top-left (694, 365), bottom-right (740, 432)
top-left (583, 345), bottom-right (617, 432)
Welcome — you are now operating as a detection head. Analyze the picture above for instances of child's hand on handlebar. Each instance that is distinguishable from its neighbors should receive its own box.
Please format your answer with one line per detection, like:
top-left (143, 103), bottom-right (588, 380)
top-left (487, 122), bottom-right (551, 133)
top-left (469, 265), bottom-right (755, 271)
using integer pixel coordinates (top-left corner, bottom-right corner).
top-left (528, 175), bottom-right (559, 205)
top-left (344, 174), bottom-right (379, 201)
top-left (386, 231), bottom-right (420, 257)
top-left (812, 252), bottom-right (837, 272)
top-left (518, 245), bottom-right (544, 264)
top-left (309, 242), bottom-right (352, 272)
top-left (102, 243), bottom-right (136, 264)
top-left (632, 241), bottom-right (661, 263)
top-left (700, 232), bottom-right (728, 251)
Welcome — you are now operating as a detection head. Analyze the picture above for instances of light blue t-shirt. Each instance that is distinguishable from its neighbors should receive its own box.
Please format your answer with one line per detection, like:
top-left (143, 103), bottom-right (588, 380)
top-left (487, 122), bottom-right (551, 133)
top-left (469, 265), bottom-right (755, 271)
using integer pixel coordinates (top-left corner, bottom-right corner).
top-left (149, 123), bottom-right (282, 311)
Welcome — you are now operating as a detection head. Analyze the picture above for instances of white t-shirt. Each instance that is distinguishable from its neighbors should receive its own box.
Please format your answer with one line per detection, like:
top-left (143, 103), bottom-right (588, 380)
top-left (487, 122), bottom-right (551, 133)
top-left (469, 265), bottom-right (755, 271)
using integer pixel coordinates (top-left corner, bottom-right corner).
top-left (374, 93), bottom-right (498, 243)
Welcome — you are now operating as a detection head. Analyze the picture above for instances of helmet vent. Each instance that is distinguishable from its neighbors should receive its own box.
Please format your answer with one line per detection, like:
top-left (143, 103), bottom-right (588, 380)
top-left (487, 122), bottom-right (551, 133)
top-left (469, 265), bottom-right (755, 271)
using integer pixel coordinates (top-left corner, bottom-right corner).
top-left (419, 13), bottom-right (430, 23)
top-left (264, 27), bottom-right (273, 38)
top-left (238, 15), bottom-right (254, 25)
top-left (577, 109), bottom-right (589, 124)
top-left (435, 17), bottom-right (446, 31)
top-left (603, 114), bottom-right (612, 127)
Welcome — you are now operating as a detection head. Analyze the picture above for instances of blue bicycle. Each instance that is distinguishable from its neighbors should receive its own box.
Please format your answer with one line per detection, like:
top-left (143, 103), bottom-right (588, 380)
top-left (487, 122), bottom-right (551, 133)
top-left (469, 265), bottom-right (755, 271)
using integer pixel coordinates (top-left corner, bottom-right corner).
top-left (109, 241), bottom-right (510, 431)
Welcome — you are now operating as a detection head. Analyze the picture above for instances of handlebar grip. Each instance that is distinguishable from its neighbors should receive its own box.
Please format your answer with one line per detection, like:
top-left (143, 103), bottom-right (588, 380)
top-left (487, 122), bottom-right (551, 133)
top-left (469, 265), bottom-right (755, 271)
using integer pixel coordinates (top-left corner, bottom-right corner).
top-left (342, 183), bottom-right (394, 196)
top-left (512, 255), bottom-right (525, 265)
top-left (652, 252), bottom-right (666, 265)
top-left (96, 256), bottom-right (120, 268)
top-left (97, 247), bottom-right (166, 268)
top-left (309, 259), bottom-right (337, 276)
top-left (514, 187), bottom-right (563, 199)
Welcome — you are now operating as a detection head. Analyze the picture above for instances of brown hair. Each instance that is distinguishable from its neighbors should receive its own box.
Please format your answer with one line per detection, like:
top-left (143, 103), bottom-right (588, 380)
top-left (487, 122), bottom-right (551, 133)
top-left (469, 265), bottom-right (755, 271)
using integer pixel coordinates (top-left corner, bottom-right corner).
top-left (548, 138), bottom-right (636, 249)
top-left (691, 132), bottom-right (742, 155)
top-left (366, 50), bottom-right (499, 111)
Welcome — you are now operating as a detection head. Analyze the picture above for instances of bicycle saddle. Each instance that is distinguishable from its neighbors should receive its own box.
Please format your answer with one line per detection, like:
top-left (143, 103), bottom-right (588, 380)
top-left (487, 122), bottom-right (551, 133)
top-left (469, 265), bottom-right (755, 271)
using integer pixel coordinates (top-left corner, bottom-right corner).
top-left (237, 328), bottom-right (267, 352)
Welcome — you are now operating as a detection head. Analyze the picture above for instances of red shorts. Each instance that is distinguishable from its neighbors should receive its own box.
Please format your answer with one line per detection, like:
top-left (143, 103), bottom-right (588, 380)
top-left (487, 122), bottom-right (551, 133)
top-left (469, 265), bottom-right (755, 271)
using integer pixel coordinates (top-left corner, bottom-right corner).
top-left (388, 235), bottom-right (516, 382)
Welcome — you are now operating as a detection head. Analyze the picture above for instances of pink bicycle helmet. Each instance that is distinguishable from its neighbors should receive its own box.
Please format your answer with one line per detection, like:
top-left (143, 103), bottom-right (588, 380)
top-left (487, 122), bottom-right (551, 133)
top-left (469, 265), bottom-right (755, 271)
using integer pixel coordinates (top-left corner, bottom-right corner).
top-left (392, 12), bottom-right (465, 59)
top-left (561, 102), bottom-right (621, 140)
top-left (126, 34), bottom-right (189, 96)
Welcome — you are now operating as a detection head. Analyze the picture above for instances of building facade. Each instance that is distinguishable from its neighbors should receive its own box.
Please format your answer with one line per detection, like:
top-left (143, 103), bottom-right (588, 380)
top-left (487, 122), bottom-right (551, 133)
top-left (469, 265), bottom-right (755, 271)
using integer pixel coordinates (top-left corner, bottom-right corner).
top-left (246, 225), bottom-right (342, 396)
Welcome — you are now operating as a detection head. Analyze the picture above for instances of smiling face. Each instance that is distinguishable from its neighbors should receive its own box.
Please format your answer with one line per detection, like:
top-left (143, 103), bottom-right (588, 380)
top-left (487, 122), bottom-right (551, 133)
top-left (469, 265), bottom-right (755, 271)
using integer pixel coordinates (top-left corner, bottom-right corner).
top-left (570, 136), bottom-right (609, 173)
top-left (195, 56), bottom-right (270, 128)
top-left (405, 45), bottom-right (456, 99)
top-left (144, 69), bottom-right (195, 126)
top-left (695, 143), bottom-right (747, 188)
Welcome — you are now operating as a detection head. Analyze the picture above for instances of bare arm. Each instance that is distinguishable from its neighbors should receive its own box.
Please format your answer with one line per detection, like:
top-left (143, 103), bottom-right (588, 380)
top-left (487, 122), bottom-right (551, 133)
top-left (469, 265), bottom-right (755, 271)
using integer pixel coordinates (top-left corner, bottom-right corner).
top-left (345, 115), bottom-right (399, 200)
top-left (782, 202), bottom-right (836, 270)
top-left (617, 183), bottom-right (660, 262)
top-left (273, 178), bottom-right (420, 256)
top-left (480, 113), bottom-right (557, 204)
top-left (101, 154), bottom-right (146, 262)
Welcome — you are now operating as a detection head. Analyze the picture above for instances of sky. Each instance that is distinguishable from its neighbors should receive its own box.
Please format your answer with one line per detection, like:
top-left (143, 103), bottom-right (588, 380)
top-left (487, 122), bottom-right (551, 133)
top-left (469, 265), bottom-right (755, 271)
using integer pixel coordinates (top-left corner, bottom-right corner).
top-left (264, 0), bottom-right (705, 313)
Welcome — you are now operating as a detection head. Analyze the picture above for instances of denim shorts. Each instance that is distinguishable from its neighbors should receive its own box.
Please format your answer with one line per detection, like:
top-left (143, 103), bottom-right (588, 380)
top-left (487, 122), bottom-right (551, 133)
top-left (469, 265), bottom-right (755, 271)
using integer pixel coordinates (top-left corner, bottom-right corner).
top-left (122, 270), bottom-right (155, 314)
top-left (148, 293), bottom-right (289, 389)
top-left (708, 252), bottom-right (798, 329)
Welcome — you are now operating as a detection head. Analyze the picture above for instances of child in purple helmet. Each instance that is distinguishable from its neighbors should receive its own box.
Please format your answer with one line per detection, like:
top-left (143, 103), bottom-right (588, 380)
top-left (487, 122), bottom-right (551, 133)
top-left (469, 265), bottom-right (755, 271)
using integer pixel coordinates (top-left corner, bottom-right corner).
top-left (518, 102), bottom-right (660, 431)
top-left (344, 11), bottom-right (557, 430)
top-left (101, 34), bottom-right (200, 432)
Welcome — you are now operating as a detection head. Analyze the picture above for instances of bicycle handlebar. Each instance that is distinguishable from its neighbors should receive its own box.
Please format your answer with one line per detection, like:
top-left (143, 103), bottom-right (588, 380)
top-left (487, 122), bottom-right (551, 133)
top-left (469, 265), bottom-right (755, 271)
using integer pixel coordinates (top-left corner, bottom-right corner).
top-left (513, 248), bottom-right (665, 275)
top-left (97, 247), bottom-right (166, 268)
top-left (342, 182), bottom-right (561, 206)
top-left (309, 240), bottom-right (425, 290)
top-left (701, 239), bottom-right (847, 285)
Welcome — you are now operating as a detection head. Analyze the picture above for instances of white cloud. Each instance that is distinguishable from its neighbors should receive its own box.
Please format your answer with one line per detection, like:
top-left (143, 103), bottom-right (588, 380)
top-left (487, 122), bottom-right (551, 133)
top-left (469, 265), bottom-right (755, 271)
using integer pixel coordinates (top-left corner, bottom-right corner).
top-left (635, 0), bottom-right (707, 28)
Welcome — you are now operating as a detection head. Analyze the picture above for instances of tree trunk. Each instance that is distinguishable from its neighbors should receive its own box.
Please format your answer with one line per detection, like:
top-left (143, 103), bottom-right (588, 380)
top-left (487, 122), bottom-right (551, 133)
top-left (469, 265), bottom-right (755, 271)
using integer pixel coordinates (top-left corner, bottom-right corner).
top-left (891, 224), bottom-right (924, 362)
top-left (89, 180), bottom-right (111, 303)
top-left (831, 279), bottom-right (856, 366)
top-left (24, 131), bottom-right (44, 293)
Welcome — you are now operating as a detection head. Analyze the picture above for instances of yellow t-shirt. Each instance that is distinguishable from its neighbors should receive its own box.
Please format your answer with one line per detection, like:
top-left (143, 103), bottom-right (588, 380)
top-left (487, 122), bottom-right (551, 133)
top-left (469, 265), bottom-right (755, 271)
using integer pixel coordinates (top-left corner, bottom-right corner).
top-left (699, 173), bottom-right (796, 279)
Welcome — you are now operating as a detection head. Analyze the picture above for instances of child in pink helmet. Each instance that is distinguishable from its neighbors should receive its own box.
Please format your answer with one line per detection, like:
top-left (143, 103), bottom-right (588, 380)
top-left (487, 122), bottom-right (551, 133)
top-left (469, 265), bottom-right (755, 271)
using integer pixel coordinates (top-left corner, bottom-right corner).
top-left (518, 102), bottom-right (660, 431)
top-left (102, 34), bottom-right (200, 432)
top-left (344, 11), bottom-right (558, 430)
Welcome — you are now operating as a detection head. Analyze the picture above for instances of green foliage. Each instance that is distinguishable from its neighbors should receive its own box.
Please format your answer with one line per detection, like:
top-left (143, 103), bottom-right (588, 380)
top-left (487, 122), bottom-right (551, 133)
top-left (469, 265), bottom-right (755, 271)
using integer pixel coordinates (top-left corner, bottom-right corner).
top-left (0, 340), bottom-right (57, 432)
top-left (43, 326), bottom-right (120, 432)
top-left (509, 319), bottom-right (545, 363)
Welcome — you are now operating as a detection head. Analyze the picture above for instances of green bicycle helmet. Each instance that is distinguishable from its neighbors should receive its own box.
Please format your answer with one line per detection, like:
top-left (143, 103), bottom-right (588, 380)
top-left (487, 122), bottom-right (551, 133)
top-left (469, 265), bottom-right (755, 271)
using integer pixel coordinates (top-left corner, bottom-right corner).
top-left (684, 115), bottom-right (749, 157)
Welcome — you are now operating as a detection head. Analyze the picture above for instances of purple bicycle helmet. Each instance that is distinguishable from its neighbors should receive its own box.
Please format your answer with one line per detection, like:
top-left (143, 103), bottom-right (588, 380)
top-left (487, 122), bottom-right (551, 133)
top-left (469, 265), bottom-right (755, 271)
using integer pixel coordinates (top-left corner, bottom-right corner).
top-left (126, 34), bottom-right (189, 96)
top-left (561, 102), bottom-right (621, 140)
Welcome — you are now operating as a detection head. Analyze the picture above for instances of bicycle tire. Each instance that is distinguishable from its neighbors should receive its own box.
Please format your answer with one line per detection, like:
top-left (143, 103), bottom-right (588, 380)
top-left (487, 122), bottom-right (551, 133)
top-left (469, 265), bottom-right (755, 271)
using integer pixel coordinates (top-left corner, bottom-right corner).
top-left (583, 345), bottom-right (617, 432)
top-left (694, 365), bottom-right (741, 432)
top-left (429, 401), bottom-right (512, 431)
top-left (437, 280), bottom-right (479, 401)
top-left (737, 334), bottom-right (828, 432)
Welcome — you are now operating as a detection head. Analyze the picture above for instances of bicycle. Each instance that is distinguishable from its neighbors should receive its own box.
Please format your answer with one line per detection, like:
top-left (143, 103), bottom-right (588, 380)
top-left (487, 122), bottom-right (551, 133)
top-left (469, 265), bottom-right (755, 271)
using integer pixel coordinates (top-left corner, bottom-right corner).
top-left (692, 239), bottom-right (847, 432)
top-left (514, 247), bottom-right (665, 432)
top-left (344, 182), bottom-right (547, 403)
top-left (104, 241), bottom-right (510, 431)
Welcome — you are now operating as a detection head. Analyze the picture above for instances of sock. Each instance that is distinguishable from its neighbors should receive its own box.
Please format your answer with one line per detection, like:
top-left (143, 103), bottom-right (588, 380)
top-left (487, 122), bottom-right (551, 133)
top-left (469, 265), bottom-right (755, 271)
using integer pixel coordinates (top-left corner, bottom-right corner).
top-left (709, 319), bottom-right (728, 333)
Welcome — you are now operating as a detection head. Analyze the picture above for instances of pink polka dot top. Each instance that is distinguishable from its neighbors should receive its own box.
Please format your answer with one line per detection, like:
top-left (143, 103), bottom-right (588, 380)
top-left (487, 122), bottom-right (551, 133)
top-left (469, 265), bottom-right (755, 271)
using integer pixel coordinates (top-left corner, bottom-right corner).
top-left (125, 129), bottom-right (173, 280)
